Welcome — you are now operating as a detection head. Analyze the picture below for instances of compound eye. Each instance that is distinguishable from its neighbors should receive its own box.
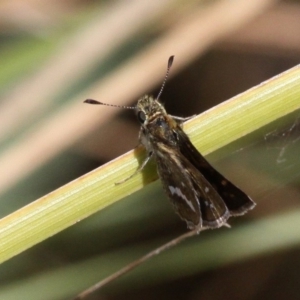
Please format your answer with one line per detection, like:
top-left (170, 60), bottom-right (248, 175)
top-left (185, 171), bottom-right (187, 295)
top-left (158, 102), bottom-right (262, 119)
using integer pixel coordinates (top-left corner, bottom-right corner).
top-left (137, 111), bottom-right (146, 124)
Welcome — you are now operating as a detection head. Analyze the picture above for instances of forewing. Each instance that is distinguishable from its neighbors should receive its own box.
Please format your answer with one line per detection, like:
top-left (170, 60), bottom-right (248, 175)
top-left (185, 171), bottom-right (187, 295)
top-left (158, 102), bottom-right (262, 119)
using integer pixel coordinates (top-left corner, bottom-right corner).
top-left (154, 148), bottom-right (201, 229)
top-left (177, 127), bottom-right (256, 215)
top-left (154, 144), bottom-right (230, 230)
top-left (187, 165), bottom-right (230, 228)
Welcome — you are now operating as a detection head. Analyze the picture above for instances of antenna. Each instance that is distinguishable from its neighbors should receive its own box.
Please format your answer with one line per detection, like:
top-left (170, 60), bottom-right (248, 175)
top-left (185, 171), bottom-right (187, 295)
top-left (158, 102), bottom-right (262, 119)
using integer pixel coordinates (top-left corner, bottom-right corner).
top-left (84, 99), bottom-right (135, 110)
top-left (84, 56), bottom-right (174, 108)
top-left (156, 55), bottom-right (174, 101)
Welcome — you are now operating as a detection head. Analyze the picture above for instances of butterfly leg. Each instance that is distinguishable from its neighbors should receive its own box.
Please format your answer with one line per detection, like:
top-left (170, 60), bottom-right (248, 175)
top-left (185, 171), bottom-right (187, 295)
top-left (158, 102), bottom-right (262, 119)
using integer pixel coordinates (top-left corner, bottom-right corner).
top-left (115, 152), bottom-right (153, 185)
top-left (170, 115), bottom-right (196, 122)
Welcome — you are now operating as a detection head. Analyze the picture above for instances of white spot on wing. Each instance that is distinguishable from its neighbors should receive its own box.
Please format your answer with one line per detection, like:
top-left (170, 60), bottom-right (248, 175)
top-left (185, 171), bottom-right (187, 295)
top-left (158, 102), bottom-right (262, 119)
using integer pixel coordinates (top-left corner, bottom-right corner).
top-left (168, 186), bottom-right (196, 212)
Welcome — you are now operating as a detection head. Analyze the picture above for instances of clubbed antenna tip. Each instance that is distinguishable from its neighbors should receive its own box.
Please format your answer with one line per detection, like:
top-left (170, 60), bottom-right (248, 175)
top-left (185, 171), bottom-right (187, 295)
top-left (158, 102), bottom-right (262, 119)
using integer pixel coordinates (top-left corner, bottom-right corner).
top-left (168, 55), bottom-right (174, 68)
top-left (84, 99), bottom-right (102, 104)
top-left (156, 55), bottom-right (175, 101)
